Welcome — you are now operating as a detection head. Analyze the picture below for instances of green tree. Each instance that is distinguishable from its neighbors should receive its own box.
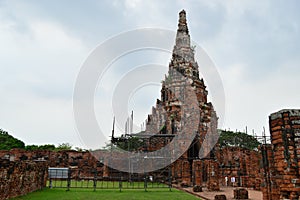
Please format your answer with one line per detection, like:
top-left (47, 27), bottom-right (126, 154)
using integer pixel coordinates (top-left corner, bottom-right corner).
top-left (38, 144), bottom-right (56, 150)
top-left (218, 129), bottom-right (261, 150)
top-left (56, 143), bottom-right (72, 151)
top-left (0, 129), bottom-right (25, 150)
top-left (25, 144), bottom-right (56, 151)
top-left (25, 145), bottom-right (39, 150)
top-left (114, 136), bottom-right (145, 151)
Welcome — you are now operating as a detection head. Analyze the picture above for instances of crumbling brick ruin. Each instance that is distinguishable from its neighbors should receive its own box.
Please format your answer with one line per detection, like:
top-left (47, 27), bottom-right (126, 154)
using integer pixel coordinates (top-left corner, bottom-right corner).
top-left (0, 157), bottom-right (48, 200)
top-left (0, 149), bottom-right (106, 178)
top-left (216, 146), bottom-right (262, 189)
top-left (262, 109), bottom-right (300, 200)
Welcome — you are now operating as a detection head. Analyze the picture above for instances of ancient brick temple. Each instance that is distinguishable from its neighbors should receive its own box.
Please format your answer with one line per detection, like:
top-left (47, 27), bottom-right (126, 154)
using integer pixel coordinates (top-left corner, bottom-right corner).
top-left (262, 109), bottom-right (300, 200)
top-left (3, 10), bottom-right (286, 199)
top-left (142, 10), bottom-right (219, 188)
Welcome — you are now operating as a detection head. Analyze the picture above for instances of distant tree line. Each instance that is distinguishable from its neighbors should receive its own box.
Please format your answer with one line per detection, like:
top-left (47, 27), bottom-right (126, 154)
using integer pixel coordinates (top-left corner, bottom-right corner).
top-left (25, 144), bottom-right (56, 151)
top-left (0, 129), bottom-right (76, 151)
top-left (1, 128), bottom-right (261, 151)
top-left (24, 143), bottom-right (73, 151)
top-left (112, 130), bottom-right (261, 152)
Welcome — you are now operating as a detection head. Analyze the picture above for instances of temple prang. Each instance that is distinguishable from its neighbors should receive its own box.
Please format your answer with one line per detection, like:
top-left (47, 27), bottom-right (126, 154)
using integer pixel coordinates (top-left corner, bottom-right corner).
top-left (145, 9), bottom-right (216, 152)
top-left (140, 9), bottom-right (219, 188)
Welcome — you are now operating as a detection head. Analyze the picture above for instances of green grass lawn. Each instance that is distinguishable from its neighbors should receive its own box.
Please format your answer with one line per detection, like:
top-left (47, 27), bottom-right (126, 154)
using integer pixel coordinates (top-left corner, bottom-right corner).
top-left (47, 180), bottom-right (169, 189)
top-left (12, 188), bottom-right (201, 200)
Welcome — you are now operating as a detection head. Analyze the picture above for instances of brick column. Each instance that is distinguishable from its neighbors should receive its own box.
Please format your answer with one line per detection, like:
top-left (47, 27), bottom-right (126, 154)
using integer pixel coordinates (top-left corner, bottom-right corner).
top-left (182, 160), bottom-right (191, 186)
top-left (266, 109), bottom-right (300, 200)
top-left (192, 160), bottom-right (203, 186)
top-left (205, 159), bottom-right (220, 191)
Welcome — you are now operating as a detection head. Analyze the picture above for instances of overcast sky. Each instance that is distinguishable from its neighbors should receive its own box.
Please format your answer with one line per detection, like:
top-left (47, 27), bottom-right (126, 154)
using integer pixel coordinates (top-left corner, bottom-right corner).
top-left (0, 0), bottom-right (299, 149)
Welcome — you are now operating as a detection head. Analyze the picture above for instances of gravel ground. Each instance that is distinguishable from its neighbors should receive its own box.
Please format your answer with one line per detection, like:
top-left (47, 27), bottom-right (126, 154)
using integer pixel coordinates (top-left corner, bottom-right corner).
top-left (180, 186), bottom-right (263, 200)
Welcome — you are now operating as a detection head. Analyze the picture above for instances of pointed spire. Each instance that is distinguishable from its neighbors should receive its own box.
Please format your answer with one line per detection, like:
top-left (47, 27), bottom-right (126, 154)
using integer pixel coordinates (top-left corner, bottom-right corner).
top-left (178, 10), bottom-right (188, 34)
top-left (168, 10), bottom-right (200, 80)
top-left (175, 9), bottom-right (191, 51)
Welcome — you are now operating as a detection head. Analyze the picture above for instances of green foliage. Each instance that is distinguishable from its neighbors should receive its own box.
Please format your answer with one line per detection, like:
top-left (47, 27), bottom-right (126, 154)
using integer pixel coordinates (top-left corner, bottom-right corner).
top-left (56, 143), bottom-right (72, 151)
top-left (218, 129), bottom-right (261, 150)
top-left (0, 129), bottom-right (25, 150)
top-left (25, 145), bottom-right (39, 150)
top-left (39, 144), bottom-right (56, 150)
top-left (26, 143), bottom-right (73, 151)
top-left (25, 144), bottom-right (56, 151)
top-left (114, 136), bottom-right (145, 152)
top-left (117, 137), bottom-right (144, 151)
top-left (0, 128), bottom-right (76, 151)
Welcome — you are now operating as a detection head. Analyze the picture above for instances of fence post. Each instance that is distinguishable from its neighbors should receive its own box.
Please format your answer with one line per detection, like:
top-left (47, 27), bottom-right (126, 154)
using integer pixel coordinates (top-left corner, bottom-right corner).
top-left (119, 172), bottom-right (122, 192)
top-left (119, 179), bottom-right (122, 192)
top-left (66, 168), bottom-right (71, 191)
top-left (48, 167), bottom-right (52, 188)
top-left (144, 173), bottom-right (147, 192)
top-left (93, 169), bottom-right (97, 192)
top-left (168, 167), bottom-right (172, 192)
top-left (49, 179), bottom-right (52, 189)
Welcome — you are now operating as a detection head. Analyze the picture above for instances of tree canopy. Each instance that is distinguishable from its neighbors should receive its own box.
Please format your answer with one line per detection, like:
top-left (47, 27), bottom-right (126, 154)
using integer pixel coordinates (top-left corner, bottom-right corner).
top-left (25, 144), bottom-right (56, 151)
top-left (0, 128), bottom-right (74, 151)
top-left (115, 136), bottom-right (145, 151)
top-left (218, 129), bottom-right (261, 150)
top-left (0, 127), bottom-right (260, 152)
top-left (25, 143), bottom-right (73, 151)
top-left (56, 143), bottom-right (73, 151)
top-left (0, 129), bottom-right (25, 150)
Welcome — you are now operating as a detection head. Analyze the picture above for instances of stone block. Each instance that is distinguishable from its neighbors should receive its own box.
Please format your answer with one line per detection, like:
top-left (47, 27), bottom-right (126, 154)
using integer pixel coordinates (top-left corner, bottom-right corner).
top-left (215, 195), bottom-right (227, 200)
top-left (193, 185), bottom-right (202, 192)
top-left (180, 181), bottom-right (189, 188)
top-left (234, 188), bottom-right (248, 199)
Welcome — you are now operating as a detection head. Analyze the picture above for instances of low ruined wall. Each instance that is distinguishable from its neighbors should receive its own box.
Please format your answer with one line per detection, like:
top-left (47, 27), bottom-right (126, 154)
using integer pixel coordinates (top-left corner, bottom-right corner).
top-left (216, 146), bottom-right (262, 189)
top-left (0, 149), bottom-right (105, 181)
top-left (0, 158), bottom-right (48, 200)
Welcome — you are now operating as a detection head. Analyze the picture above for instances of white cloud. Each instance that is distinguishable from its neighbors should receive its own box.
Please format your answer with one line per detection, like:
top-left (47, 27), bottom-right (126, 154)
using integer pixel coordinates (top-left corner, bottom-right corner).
top-left (1, 0), bottom-right (300, 147)
top-left (220, 57), bottom-right (300, 134)
top-left (0, 7), bottom-right (89, 147)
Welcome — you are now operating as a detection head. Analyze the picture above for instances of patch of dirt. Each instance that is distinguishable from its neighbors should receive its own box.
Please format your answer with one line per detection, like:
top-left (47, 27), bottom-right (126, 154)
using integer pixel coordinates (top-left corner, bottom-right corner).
top-left (176, 186), bottom-right (262, 200)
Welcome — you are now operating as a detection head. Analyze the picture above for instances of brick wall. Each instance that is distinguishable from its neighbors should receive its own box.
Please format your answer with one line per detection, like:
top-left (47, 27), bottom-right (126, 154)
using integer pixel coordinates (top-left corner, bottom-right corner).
top-left (262, 109), bottom-right (300, 200)
top-left (216, 146), bottom-right (262, 189)
top-left (0, 149), bottom-right (103, 199)
top-left (0, 158), bottom-right (48, 200)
